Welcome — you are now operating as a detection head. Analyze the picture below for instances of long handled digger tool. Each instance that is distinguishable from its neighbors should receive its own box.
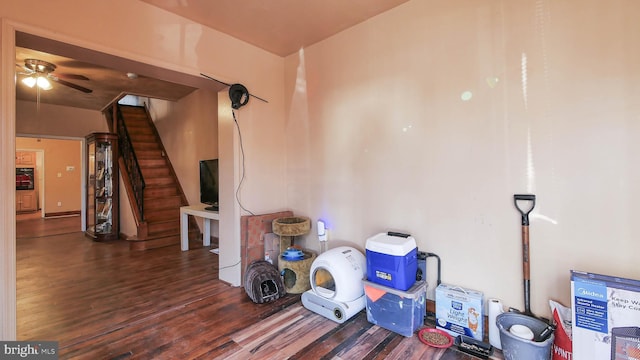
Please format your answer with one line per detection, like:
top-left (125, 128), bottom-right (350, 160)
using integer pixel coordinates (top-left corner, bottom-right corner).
top-left (514, 194), bottom-right (536, 316)
top-left (513, 194), bottom-right (555, 341)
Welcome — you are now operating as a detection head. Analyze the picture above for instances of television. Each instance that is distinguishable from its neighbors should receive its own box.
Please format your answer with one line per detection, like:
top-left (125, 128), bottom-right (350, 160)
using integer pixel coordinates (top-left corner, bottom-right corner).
top-left (199, 159), bottom-right (219, 211)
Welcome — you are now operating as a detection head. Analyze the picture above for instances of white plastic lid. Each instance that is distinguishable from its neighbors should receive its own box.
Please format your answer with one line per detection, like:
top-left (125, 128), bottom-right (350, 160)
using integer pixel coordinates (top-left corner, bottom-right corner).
top-left (509, 324), bottom-right (534, 340)
top-left (365, 232), bottom-right (417, 256)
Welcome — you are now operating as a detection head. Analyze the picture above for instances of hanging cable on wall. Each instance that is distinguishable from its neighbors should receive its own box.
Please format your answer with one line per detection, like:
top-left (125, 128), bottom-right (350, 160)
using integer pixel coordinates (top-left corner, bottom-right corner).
top-left (232, 109), bottom-right (255, 216)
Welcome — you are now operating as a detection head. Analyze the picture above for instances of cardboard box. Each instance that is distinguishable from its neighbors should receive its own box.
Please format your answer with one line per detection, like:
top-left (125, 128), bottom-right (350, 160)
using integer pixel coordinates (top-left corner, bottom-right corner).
top-left (435, 283), bottom-right (484, 341)
top-left (364, 280), bottom-right (427, 337)
top-left (571, 271), bottom-right (640, 360)
top-left (365, 232), bottom-right (417, 291)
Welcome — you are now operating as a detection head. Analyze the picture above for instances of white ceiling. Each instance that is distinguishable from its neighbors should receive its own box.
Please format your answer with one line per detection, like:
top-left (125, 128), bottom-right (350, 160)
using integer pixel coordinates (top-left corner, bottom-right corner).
top-left (16, 0), bottom-right (410, 110)
top-left (140, 0), bottom-right (410, 57)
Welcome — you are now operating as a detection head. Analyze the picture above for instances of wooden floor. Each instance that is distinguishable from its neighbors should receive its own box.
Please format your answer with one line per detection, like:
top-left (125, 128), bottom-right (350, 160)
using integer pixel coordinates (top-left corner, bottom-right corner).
top-left (16, 216), bottom-right (492, 359)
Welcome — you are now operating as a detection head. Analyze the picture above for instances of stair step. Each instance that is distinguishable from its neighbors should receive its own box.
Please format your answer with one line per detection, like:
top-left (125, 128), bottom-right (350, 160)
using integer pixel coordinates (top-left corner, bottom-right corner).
top-left (135, 151), bottom-right (163, 160)
top-left (145, 196), bottom-right (182, 210)
top-left (119, 107), bottom-right (146, 115)
top-left (125, 119), bottom-right (150, 127)
top-left (138, 158), bottom-right (166, 167)
top-left (124, 120), bottom-right (152, 129)
top-left (144, 185), bottom-right (180, 198)
top-left (141, 166), bottom-right (171, 178)
top-left (123, 119), bottom-right (150, 128)
top-left (136, 153), bottom-right (167, 164)
top-left (127, 130), bottom-right (154, 140)
top-left (147, 219), bottom-right (180, 236)
top-left (144, 207), bottom-right (181, 222)
top-left (145, 176), bottom-right (175, 187)
top-left (133, 142), bottom-right (161, 151)
top-left (125, 122), bottom-right (153, 130)
top-left (129, 133), bottom-right (157, 143)
top-left (136, 152), bottom-right (164, 161)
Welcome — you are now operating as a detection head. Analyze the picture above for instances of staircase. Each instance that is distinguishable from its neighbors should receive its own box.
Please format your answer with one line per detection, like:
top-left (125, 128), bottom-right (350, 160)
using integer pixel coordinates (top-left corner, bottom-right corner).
top-left (107, 103), bottom-right (197, 250)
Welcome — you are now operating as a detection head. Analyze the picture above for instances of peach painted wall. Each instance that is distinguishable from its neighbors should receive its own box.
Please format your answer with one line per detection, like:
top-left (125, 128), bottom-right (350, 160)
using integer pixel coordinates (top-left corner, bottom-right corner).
top-left (284, 0), bottom-right (640, 317)
top-left (15, 137), bottom-right (82, 214)
top-left (16, 100), bottom-right (107, 137)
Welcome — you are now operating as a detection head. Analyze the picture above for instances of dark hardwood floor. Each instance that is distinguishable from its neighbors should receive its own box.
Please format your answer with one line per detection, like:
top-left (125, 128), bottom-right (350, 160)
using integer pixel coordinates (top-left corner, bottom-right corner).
top-left (16, 216), bottom-right (493, 359)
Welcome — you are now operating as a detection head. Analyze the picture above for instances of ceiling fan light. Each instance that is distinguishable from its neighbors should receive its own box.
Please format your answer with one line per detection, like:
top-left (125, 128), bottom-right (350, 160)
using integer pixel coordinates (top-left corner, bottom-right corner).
top-left (36, 77), bottom-right (52, 90)
top-left (22, 76), bottom-right (36, 88)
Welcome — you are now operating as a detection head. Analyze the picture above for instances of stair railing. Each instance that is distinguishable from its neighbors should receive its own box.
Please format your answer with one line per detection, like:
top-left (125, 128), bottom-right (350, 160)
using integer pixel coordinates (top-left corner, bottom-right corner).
top-left (114, 105), bottom-right (146, 220)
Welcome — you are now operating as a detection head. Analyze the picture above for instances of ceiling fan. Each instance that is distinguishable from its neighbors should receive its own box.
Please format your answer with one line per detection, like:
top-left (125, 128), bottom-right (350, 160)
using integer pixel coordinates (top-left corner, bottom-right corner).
top-left (17, 59), bottom-right (93, 93)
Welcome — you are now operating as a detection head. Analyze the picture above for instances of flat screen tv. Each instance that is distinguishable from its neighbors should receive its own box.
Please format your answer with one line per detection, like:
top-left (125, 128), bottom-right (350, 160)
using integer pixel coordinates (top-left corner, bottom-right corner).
top-left (199, 159), bottom-right (219, 210)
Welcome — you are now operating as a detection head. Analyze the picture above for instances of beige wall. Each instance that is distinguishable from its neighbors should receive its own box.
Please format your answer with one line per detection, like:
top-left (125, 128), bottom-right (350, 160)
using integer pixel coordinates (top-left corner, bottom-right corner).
top-left (16, 100), bottom-right (107, 137)
top-left (284, 0), bottom-right (640, 317)
top-left (16, 137), bottom-right (82, 214)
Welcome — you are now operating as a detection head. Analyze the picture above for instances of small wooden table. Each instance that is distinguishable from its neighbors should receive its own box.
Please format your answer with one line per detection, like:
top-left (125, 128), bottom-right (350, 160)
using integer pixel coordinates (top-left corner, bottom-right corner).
top-left (180, 204), bottom-right (219, 251)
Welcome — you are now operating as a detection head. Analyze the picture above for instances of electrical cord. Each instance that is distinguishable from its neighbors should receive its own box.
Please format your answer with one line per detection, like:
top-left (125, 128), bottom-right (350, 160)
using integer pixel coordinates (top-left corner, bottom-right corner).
top-left (232, 108), bottom-right (255, 274)
top-left (218, 259), bottom-right (242, 271)
top-left (232, 109), bottom-right (255, 216)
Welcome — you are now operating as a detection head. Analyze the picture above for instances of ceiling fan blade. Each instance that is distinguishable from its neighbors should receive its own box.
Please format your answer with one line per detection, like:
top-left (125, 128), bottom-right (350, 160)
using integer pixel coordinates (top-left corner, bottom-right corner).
top-left (16, 63), bottom-right (33, 74)
top-left (51, 77), bottom-right (93, 93)
top-left (56, 73), bottom-right (90, 81)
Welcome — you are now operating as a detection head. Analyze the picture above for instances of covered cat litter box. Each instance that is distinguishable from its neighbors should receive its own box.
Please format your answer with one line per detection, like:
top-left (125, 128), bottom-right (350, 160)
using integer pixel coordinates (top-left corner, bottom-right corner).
top-left (301, 246), bottom-right (367, 323)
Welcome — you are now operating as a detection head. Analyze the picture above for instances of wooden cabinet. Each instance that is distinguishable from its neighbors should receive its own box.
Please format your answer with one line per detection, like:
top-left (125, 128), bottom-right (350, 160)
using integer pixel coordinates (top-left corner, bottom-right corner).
top-left (16, 151), bottom-right (35, 166)
top-left (85, 133), bottom-right (119, 241)
top-left (16, 190), bottom-right (37, 212)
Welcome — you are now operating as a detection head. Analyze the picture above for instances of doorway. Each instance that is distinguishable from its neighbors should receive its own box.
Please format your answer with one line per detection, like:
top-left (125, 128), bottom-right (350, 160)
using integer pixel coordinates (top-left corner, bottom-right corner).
top-left (16, 137), bottom-right (84, 223)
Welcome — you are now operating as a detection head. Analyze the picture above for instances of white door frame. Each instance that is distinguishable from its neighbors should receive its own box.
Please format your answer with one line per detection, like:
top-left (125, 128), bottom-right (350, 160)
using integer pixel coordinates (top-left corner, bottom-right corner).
top-left (1, 17), bottom-right (19, 340)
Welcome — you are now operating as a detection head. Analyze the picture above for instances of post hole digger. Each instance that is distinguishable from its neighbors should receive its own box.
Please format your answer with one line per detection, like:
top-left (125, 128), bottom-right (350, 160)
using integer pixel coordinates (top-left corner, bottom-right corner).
top-left (512, 194), bottom-right (555, 342)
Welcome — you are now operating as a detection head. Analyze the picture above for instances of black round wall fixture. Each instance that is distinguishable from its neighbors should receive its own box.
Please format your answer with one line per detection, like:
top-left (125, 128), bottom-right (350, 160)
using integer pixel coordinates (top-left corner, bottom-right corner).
top-left (229, 83), bottom-right (249, 109)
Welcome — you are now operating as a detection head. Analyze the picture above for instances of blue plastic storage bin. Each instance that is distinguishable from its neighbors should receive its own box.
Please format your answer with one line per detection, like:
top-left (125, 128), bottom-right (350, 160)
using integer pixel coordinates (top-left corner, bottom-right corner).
top-left (364, 280), bottom-right (427, 337)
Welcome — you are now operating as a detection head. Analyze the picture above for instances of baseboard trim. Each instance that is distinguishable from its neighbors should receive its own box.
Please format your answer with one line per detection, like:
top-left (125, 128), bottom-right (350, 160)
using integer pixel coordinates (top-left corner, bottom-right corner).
top-left (44, 210), bottom-right (81, 218)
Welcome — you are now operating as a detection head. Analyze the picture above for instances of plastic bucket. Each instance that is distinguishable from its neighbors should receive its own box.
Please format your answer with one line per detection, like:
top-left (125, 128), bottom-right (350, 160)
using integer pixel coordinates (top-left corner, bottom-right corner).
top-left (496, 313), bottom-right (554, 360)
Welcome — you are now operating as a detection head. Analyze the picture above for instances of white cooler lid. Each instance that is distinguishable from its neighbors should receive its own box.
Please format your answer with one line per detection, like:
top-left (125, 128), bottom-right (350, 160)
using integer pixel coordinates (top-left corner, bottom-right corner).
top-left (365, 232), bottom-right (416, 256)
